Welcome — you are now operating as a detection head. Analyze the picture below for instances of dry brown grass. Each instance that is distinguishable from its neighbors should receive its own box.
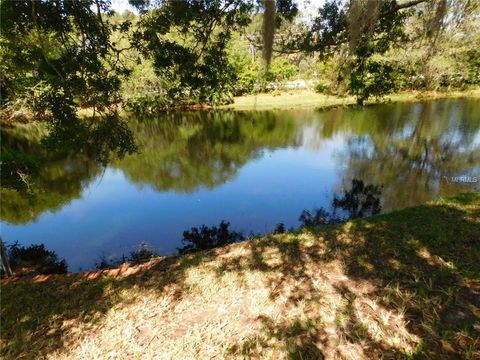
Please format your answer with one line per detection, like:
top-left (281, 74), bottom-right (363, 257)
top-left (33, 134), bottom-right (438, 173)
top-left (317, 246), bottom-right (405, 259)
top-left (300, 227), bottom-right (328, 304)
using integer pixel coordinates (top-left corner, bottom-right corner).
top-left (1, 193), bottom-right (479, 359)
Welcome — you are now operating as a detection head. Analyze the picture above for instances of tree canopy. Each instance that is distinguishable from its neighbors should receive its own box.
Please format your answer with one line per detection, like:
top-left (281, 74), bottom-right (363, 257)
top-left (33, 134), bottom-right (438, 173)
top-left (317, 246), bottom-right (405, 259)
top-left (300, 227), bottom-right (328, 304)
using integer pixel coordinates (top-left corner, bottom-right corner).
top-left (1, 0), bottom-right (478, 112)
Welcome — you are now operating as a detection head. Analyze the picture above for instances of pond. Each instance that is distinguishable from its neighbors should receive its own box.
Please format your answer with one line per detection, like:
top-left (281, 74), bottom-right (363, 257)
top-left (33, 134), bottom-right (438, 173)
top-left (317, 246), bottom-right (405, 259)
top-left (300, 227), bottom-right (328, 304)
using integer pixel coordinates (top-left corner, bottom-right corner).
top-left (1, 98), bottom-right (479, 270)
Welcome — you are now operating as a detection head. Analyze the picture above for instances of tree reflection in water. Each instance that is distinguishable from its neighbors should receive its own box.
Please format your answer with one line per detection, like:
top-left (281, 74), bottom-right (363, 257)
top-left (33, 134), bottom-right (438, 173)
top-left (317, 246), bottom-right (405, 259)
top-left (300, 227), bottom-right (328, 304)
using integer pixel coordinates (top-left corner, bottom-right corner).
top-left (1, 116), bottom-right (136, 224)
top-left (299, 179), bottom-right (382, 227)
top-left (1, 98), bottom-right (479, 227)
top-left (114, 111), bottom-right (301, 192)
top-left (318, 98), bottom-right (480, 211)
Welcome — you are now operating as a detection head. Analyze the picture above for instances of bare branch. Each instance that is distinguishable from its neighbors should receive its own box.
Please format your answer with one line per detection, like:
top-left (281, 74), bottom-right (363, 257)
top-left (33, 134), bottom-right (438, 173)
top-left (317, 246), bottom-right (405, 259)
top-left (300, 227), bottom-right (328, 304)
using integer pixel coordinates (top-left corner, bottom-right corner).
top-left (395, 0), bottom-right (429, 11)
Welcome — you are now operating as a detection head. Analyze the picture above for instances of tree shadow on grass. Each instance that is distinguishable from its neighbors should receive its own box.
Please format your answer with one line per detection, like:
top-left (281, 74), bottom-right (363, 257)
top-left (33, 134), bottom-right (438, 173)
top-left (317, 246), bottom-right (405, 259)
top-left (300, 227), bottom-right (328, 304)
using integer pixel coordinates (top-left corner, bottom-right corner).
top-left (0, 252), bottom-right (218, 359)
top-left (1, 194), bottom-right (479, 359)
top-left (225, 193), bottom-right (480, 359)
top-left (337, 196), bottom-right (480, 358)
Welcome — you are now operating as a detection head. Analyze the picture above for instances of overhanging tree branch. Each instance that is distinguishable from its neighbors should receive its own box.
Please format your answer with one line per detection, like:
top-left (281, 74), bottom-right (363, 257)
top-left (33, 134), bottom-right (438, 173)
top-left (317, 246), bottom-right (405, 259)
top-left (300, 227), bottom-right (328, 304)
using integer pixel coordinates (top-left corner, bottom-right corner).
top-left (31, 0), bottom-right (65, 82)
top-left (395, 0), bottom-right (429, 11)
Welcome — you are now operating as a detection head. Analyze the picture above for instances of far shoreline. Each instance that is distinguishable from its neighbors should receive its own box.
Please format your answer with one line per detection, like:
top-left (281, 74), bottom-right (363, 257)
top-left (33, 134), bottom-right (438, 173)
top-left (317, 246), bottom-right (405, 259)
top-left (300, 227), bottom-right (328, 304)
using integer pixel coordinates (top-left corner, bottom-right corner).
top-left (221, 88), bottom-right (480, 111)
top-left (1, 88), bottom-right (479, 125)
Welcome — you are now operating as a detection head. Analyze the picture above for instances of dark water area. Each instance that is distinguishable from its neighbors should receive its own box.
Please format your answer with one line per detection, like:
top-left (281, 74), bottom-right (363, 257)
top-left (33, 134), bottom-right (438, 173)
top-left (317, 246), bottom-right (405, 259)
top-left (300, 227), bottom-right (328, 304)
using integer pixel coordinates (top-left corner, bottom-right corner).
top-left (1, 98), bottom-right (479, 270)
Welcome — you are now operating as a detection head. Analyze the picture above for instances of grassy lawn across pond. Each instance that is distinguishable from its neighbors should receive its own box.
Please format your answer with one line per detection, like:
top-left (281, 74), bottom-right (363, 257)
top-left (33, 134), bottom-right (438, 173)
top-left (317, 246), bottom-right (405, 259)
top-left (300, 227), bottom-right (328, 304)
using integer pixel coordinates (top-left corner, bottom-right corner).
top-left (222, 89), bottom-right (480, 111)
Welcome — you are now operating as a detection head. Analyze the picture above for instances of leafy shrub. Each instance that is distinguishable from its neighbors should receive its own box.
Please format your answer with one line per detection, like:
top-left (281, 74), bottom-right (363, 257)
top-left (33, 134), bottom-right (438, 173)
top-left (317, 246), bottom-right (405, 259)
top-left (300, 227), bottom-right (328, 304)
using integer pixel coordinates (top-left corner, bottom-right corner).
top-left (273, 223), bottom-right (286, 234)
top-left (178, 220), bottom-right (244, 254)
top-left (95, 256), bottom-right (120, 270)
top-left (314, 80), bottom-right (327, 94)
top-left (348, 58), bottom-right (399, 105)
top-left (6, 242), bottom-right (67, 274)
top-left (231, 54), bottom-right (300, 96)
top-left (122, 59), bottom-right (235, 113)
top-left (268, 58), bottom-right (298, 82)
top-left (314, 57), bottom-right (348, 96)
top-left (128, 242), bottom-right (158, 264)
top-left (314, 78), bottom-right (346, 96)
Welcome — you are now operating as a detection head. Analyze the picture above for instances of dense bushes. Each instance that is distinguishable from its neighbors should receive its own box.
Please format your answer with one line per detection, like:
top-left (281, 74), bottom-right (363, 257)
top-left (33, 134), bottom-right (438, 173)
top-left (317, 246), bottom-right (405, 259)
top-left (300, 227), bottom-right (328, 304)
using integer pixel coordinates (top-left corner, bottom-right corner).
top-left (232, 58), bottom-right (304, 96)
top-left (179, 221), bottom-right (244, 254)
top-left (4, 242), bottom-right (67, 275)
top-left (313, 50), bottom-right (480, 100)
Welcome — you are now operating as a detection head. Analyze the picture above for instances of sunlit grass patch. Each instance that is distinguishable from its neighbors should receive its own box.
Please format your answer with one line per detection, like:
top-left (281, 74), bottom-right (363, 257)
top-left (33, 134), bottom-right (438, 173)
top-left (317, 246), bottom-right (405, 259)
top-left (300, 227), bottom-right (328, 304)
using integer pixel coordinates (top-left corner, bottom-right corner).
top-left (223, 88), bottom-right (480, 111)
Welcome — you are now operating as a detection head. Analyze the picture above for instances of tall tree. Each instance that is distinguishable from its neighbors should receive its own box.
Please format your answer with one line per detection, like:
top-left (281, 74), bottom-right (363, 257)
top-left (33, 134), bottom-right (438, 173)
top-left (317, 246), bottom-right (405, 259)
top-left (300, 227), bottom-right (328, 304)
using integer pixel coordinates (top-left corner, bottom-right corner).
top-left (0, 0), bottom-right (136, 190)
top-left (129, 0), bottom-right (297, 104)
top-left (280, 0), bottom-right (474, 104)
top-left (0, 0), bottom-right (136, 154)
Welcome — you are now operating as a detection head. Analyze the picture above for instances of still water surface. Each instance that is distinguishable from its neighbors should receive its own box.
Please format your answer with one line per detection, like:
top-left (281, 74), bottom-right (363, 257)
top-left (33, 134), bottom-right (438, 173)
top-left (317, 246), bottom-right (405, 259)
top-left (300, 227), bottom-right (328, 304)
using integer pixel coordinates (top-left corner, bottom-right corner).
top-left (1, 99), bottom-right (479, 270)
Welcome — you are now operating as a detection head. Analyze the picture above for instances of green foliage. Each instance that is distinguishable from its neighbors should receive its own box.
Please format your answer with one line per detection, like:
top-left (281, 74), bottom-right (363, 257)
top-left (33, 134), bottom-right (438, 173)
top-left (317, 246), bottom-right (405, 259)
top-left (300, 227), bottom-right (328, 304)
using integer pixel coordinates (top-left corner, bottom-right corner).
top-left (1, 0), bottom-right (479, 116)
top-left (299, 0), bottom-right (349, 56)
top-left (0, 0), bottom-right (122, 109)
top-left (179, 221), bottom-right (244, 254)
top-left (315, 55), bottom-right (400, 103)
top-left (0, 0), bottom-right (136, 176)
top-left (344, 0), bottom-right (406, 103)
top-left (397, 43), bottom-right (480, 91)
top-left (230, 55), bottom-right (261, 95)
top-left (120, 60), bottom-right (173, 113)
top-left (230, 56), bottom-right (299, 95)
top-left (456, 49), bottom-right (480, 86)
top-left (6, 242), bottom-right (67, 275)
top-left (313, 57), bottom-right (346, 95)
top-left (306, 0), bottom-right (480, 102)
top-left (131, 0), bottom-right (254, 107)
top-left (347, 57), bottom-right (399, 105)
top-left (268, 58), bottom-right (298, 82)
top-left (302, 0), bottom-right (405, 101)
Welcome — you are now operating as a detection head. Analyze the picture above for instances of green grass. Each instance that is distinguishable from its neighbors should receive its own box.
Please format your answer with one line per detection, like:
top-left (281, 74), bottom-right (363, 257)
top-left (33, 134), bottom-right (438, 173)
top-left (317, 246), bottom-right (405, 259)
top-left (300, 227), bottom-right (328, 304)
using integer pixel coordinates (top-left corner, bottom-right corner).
top-left (222, 88), bottom-right (480, 111)
top-left (4, 89), bottom-right (479, 124)
top-left (1, 193), bottom-right (479, 359)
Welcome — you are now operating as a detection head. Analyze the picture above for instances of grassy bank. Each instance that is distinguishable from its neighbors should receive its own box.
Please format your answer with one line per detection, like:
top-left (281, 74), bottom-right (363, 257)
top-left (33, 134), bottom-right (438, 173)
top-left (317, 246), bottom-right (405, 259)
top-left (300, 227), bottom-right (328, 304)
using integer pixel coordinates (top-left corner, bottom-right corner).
top-left (222, 88), bottom-right (480, 111)
top-left (1, 193), bottom-right (479, 359)
top-left (2, 89), bottom-right (479, 125)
